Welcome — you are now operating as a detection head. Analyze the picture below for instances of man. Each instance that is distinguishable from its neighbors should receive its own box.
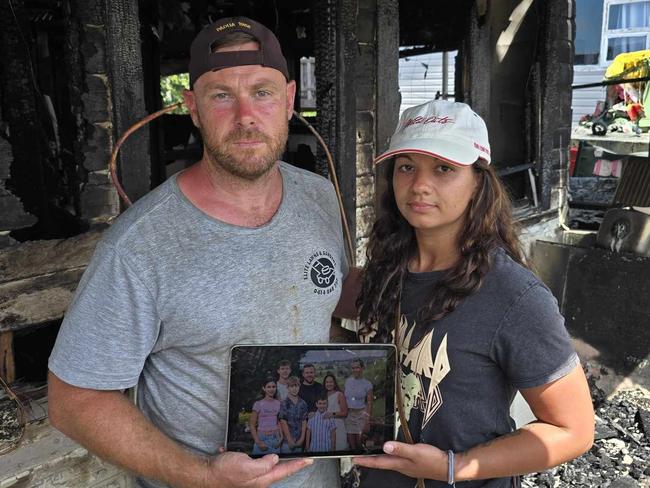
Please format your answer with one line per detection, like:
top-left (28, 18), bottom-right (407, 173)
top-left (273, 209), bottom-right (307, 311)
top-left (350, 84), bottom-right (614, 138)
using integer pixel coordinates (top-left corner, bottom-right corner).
top-left (344, 359), bottom-right (373, 450)
top-left (297, 363), bottom-right (325, 413)
top-left (48, 16), bottom-right (348, 488)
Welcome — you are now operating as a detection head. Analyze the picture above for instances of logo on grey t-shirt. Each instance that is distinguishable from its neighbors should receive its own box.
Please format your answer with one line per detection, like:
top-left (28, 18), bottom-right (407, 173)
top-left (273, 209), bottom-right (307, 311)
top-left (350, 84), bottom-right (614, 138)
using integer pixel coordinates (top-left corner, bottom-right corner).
top-left (303, 251), bottom-right (339, 295)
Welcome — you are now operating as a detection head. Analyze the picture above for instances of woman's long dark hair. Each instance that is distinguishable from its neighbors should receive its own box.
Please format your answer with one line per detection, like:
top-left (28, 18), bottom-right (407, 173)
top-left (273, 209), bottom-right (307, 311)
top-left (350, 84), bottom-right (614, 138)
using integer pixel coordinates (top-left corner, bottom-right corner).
top-left (357, 158), bottom-right (527, 342)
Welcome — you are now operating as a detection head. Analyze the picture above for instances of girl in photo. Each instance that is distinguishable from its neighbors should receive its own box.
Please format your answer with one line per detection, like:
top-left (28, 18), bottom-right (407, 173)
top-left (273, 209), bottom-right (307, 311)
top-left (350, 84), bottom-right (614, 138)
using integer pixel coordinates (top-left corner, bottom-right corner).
top-left (250, 377), bottom-right (283, 456)
top-left (353, 100), bottom-right (594, 487)
top-left (323, 373), bottom-right (349, 451)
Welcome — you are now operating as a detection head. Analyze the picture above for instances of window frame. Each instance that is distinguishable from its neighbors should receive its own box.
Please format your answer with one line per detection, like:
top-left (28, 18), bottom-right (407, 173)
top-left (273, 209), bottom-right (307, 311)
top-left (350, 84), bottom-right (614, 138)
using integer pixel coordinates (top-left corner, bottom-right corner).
top-left (601, 0), bottom-right (650, 65)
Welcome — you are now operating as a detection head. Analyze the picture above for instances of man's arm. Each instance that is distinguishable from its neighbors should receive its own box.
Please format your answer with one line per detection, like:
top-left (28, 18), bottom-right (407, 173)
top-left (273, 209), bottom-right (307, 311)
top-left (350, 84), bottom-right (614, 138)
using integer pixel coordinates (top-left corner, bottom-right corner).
top-left (48, 372), bottom-right (310, 488)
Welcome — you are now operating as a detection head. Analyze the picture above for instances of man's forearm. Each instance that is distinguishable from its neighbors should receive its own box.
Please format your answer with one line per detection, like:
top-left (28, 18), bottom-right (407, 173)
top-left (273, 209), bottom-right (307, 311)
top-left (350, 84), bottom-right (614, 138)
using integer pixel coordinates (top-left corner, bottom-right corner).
top-left (48, 372), bottom-right (207, 488)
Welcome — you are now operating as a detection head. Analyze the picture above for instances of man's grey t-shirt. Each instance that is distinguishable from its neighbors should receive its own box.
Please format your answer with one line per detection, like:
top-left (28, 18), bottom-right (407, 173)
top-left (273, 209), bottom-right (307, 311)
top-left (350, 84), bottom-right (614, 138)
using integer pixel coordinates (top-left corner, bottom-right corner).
top-left (49, 162), bottom-right (347, 487)
top-left (361, 248), bottom-right (579, 487)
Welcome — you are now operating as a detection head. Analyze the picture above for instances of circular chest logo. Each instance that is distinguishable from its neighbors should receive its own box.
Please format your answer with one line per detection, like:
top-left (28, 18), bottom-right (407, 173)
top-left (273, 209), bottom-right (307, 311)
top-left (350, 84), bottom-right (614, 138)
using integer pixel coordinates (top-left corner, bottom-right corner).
top-left (303, 251), bottom-right (339, 295)
top-left (310, 257), bottom-right (336, 288)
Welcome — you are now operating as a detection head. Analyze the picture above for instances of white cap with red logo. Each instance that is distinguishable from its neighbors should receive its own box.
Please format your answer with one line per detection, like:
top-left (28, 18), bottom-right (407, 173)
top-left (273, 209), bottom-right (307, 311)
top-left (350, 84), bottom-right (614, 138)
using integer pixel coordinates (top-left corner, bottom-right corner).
top-left (373, 100), bottom-right (491, 166)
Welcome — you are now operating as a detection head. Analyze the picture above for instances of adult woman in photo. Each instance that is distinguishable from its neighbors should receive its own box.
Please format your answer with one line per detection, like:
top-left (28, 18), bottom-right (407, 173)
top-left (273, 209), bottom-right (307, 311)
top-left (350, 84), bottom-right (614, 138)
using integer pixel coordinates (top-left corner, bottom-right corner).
top-left (323, 373), bottom-right (349, 451)
top-left (353, 100), bottom-right (594, 487)
top-left (250, 377), bottom-right (283, 456)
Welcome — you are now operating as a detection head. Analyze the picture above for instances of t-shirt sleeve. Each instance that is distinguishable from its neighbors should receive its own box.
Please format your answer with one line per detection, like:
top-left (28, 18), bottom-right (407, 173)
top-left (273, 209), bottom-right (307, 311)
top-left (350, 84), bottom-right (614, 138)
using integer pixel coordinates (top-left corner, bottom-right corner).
top-left (491, 283), bottom-right (579, 390)
top-left (48, 242), bottom-right (160, 390)
top-left (253, 400), bottom-right (262, 414)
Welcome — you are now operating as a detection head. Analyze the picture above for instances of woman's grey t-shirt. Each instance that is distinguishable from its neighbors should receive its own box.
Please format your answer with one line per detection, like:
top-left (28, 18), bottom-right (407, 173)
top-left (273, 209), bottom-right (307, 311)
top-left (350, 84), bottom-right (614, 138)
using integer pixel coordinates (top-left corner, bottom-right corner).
top-left (362, 248), bottom-right (579, 488)
top-left (49, 162), bottom-right (347, 487)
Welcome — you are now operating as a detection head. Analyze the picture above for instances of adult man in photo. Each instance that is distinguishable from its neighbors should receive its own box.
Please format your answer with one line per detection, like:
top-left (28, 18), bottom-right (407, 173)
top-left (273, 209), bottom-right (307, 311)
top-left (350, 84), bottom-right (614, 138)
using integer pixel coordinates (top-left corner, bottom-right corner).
top-left (298, 363), bottom-right (326, 413)
top-left (48, 16), bottom-right (350, 488)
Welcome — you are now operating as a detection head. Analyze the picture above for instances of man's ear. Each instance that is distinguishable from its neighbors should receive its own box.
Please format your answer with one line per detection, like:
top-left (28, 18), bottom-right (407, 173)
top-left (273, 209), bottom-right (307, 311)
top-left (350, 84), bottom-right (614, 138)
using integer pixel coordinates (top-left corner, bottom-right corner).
top-left (183, 89), bottom-right (200, 128)
top-left (286, 80), bottom-right (297, 120)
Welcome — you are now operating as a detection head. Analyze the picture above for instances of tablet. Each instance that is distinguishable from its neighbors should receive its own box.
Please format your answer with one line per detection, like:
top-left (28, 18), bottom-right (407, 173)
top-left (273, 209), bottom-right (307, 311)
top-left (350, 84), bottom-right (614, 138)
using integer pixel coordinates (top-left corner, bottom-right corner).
top-left (225, 343), bottom-right (397, 459)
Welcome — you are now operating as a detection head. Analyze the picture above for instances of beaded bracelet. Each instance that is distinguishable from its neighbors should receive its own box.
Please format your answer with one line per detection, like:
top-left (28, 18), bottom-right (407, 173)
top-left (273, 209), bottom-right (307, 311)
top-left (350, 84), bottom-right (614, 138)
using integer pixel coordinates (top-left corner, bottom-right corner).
top-left (447, 450), bottom-right (456, 486)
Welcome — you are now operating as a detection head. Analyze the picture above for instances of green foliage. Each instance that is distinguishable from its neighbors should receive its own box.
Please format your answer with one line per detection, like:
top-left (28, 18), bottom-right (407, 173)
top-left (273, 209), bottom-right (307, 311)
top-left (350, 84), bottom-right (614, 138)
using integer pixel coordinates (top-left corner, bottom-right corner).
top-left (160, 73), bottom-right (189, 114)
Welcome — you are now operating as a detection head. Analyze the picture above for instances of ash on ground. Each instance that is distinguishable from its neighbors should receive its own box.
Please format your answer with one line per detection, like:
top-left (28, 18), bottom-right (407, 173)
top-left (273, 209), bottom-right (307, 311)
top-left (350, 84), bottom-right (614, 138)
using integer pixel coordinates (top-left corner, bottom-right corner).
top-left (0, 396), bottom-right (22, 451)
top-left (523, 369), bottom-right (650, 488)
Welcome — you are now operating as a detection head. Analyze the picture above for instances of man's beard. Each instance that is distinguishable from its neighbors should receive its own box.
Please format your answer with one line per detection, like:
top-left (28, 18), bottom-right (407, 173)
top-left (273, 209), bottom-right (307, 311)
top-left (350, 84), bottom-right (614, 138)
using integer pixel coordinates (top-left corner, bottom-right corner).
top-left (202, 123), bottom-right (288, 181)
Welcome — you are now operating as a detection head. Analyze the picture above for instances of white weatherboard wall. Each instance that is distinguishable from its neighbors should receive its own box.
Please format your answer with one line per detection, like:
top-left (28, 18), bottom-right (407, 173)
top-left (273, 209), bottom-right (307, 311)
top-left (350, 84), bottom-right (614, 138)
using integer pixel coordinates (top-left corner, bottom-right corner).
top-left (399, 51), bottom-right (457, 114)
top-left (572, 67), bottom-right (607, 126)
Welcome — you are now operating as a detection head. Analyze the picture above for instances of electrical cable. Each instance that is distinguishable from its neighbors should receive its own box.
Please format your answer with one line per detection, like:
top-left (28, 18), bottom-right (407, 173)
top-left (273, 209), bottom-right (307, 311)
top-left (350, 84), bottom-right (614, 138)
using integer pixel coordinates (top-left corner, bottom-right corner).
top-left (108, 104), bottom-right (356, 266)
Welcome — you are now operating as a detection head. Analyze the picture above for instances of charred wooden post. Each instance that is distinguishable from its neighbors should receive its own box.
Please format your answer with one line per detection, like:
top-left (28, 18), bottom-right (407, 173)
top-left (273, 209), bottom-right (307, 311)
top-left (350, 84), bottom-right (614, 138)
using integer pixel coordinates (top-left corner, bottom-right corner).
top-left (313, 0), bottom-right (357, 247)
top-left (105, 1), bottom-right (151, 204)
top-left (356, 0), bottom-right (399, 263)
top-left (538, 0), bottom-right (573, 211)
top-left (64, 0), bottom-right (119, 223)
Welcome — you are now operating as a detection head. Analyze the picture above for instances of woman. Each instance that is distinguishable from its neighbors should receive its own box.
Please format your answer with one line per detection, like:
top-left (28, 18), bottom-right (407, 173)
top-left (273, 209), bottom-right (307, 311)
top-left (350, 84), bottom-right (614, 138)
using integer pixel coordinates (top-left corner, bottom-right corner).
top-left (353, 100), bottom-right (594, 487)
top-left (250, 377), bottom-right (283, 456)
top-left (323, 373), bottom-right (349, 451)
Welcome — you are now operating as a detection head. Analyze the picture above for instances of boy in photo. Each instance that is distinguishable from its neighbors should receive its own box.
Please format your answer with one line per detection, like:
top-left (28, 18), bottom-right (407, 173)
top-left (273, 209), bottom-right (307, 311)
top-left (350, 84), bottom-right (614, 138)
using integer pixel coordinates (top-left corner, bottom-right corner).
top-left (305, 395), bottom-right (336, 453)
top-left (279, 376), bottom-right (308, 453)
top-left (276, 359), bottom-right (292, 401)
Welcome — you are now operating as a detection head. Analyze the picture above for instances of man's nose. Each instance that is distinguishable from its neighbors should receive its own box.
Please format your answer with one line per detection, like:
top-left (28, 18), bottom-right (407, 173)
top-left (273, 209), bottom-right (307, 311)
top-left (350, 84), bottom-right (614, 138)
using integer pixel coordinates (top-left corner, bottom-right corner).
top-left (234, 96), bottom-right (256, 126)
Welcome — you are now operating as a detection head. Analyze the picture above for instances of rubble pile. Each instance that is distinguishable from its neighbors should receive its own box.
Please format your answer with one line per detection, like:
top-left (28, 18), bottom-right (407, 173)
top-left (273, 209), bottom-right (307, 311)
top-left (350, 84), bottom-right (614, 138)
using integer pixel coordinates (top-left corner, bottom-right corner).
top-left (523, 374), bottom-right (650, 487)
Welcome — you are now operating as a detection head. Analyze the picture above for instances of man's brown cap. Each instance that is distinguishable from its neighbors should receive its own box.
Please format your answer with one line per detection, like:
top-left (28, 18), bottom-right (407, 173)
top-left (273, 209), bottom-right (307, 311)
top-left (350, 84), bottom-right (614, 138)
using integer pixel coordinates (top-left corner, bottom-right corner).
top-left (189, 16), bottom-right (289, 88)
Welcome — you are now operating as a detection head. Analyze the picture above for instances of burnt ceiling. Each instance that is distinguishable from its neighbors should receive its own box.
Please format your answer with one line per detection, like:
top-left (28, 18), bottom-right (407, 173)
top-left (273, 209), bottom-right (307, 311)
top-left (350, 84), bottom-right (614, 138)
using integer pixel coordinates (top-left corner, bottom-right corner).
top-left (150, 0), bottom-right (475, 73)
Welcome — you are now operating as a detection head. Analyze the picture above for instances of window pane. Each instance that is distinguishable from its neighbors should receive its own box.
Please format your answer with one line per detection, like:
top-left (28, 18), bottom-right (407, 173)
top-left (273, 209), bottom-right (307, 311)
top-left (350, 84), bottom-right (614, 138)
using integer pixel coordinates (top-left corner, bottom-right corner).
top-left (608, 2), bottom-right (650, 29)
top-left (607, 36), bottom-right (647, 60)
top-left (575, 0), bottom-right (603, 65)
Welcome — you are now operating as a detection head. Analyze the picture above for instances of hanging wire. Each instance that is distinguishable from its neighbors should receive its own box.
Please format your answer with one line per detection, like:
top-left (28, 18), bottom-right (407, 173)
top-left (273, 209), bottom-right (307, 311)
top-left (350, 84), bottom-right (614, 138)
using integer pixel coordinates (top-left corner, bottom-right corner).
top-left (108, 104), bottom-right (356, 266)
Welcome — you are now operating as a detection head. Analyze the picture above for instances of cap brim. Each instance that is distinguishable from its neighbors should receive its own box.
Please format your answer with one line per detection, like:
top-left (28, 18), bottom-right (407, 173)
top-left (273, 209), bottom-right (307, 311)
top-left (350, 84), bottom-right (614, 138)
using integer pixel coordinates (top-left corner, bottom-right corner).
top-left (373, 137), bottom-right (485, 166)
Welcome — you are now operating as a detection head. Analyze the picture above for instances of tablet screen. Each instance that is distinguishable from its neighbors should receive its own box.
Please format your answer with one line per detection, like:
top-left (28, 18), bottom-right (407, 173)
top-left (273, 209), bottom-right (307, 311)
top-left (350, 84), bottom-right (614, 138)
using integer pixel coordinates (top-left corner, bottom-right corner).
top-left (226, 344), bottom-right (397, 458)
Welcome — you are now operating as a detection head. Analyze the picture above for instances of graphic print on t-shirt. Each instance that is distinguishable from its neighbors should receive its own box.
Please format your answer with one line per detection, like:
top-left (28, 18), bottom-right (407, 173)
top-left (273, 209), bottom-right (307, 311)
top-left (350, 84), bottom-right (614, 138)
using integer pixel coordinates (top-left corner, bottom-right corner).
top-left (397, 315), bottom-right (450, 429)
top-left (303, 250), bottom-right (339, 295)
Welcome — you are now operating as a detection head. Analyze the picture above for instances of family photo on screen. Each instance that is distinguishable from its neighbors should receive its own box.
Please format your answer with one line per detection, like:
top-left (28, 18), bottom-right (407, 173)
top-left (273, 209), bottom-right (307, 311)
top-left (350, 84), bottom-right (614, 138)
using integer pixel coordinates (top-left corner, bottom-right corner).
top-left (226, 345), bottom-right (396, 458)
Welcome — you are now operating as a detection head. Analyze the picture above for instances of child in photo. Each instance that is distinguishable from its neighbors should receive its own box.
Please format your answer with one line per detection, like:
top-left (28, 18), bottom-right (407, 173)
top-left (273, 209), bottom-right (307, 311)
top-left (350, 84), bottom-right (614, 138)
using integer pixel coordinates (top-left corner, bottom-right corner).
top-left (279, 376), bottom-right (309, 453)
top-left (306, 395), bottom-right (336, 453)
top-left (323, 373), bottom-right (349, 451)
top-left (250, 377), bottom-right (283, 456)
top-left (276, 359), bottom-right (292, 401)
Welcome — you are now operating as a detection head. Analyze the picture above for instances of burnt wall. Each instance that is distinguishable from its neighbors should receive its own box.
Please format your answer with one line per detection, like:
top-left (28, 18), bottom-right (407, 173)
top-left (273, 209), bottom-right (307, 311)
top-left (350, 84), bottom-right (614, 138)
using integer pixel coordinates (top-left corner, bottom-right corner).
top-left (460, 0), bottom-right (573, 213)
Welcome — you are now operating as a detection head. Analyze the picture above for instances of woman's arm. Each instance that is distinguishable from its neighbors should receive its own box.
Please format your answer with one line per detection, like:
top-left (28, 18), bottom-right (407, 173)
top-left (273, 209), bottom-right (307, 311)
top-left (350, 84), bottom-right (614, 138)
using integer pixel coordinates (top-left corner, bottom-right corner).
top-left (354, 365), bottom-right (594, 482)
top-left (454, 365), bottom-right (594, 480)
top-left (364, 388), bottom-right (374, 433)
top-left (250, 410), bottom-right (265, 449)
top-left (338, 392), bottom-right (349, 417)
top-left (334, 267), bottom-right (362, 319)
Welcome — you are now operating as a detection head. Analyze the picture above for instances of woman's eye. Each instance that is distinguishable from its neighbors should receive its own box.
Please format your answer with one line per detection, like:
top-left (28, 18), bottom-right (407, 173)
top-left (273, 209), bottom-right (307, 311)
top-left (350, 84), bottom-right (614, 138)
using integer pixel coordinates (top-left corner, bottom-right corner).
top-left (397, 163), bottom-right (413, 172)
top-left (437, 164), bottom-right (454, 173)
